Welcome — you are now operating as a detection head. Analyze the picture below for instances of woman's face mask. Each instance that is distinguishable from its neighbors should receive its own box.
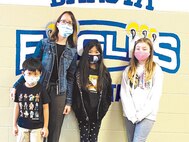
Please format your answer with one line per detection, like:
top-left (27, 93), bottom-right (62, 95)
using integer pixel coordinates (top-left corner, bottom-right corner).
top-left (57, 23), bottom-right (73, 38)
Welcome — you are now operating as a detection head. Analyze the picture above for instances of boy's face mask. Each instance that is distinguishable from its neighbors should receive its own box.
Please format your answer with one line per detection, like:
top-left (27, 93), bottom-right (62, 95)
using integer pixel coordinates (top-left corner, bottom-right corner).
top-left (88, 54), bottom-right (101, 64)
top-left (24, 75), bottom-right (40, 86)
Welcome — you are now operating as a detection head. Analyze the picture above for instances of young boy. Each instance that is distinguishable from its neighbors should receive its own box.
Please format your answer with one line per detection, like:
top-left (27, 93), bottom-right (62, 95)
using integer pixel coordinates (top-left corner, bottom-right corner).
top-left (13, 58), bottom-right (50, 142)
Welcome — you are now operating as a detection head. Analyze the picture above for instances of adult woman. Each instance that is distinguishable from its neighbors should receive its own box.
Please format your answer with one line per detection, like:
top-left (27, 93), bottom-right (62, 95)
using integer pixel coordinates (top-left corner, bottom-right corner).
top-left (72, 40), bottom-right (112, 142)
top-left (11, 11), bottom-right (78, 142)
top-left (120, 38), bottom-right (163, 142)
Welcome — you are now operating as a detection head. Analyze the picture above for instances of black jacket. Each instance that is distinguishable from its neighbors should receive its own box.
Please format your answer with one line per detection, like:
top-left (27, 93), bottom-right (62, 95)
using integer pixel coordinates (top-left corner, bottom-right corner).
top-left (72, 71), bottom-right (112, 122)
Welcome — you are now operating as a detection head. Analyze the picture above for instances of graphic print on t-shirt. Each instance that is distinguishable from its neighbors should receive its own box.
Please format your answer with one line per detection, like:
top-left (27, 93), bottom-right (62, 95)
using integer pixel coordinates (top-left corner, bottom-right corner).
top-left (129, 74), bottom-right (139, 89)
top-left (87, 75), bottom-right (98, 93)
top-left (18, 93), bottom-right (40, 120)
top-left (129, 73), bottom-right (152, 90)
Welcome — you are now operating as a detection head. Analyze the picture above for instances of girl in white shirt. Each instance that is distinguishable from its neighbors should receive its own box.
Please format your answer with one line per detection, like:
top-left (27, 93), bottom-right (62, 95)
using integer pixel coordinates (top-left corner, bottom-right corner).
top-left (120, 38), bottom-right (163, 142)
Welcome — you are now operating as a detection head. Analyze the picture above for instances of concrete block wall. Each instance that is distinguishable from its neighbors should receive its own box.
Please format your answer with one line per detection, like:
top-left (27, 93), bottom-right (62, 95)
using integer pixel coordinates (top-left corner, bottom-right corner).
top-left (0, 4), bottom-right (189, 142)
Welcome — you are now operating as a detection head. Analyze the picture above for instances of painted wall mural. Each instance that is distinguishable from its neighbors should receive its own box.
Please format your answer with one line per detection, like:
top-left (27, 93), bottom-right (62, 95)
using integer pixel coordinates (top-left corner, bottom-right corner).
top-left (16, 20), bottom-right (180, 102)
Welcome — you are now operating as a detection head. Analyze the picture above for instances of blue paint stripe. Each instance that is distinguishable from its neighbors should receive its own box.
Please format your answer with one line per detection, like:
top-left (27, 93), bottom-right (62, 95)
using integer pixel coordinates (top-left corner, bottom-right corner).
top-left (79, 20), bottom-right (126, 29)
top-left (108, 65), bottom-right (127, 72)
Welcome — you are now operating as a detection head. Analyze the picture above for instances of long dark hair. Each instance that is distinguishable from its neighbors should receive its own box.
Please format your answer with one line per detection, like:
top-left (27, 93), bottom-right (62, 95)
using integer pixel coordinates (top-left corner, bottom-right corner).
top-left (78, 40), bottom-right (110, 92)
top-left (50, 11), bottom-right (78, 47)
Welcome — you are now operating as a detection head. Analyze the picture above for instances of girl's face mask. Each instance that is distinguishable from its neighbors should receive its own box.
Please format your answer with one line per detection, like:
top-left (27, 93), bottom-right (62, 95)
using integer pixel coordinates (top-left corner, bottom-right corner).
top-left (88, 54), bottom-right (101, 64)
top-left (134, 42), bottom-right (151, 62)
top-left (134, 51), bottom-right (150, 61)
top-left (57, 23), bottom-right (73, 38)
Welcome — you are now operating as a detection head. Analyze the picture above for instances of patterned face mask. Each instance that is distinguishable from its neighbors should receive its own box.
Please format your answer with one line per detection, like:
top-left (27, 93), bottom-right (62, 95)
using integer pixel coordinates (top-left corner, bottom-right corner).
top-left (88, 54), bottom-right (101, 64)
top-left (57, 24), bottom-right (73, 38)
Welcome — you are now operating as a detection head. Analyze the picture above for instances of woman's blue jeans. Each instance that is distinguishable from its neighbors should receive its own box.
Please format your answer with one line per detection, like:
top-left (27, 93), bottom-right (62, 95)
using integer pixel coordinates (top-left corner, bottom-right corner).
top-left (125, 117), bottom-right (154, 142)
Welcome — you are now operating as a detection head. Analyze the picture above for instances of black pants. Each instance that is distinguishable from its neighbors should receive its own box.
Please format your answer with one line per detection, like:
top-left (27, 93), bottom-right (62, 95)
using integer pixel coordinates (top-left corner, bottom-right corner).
top-left (47, 83), bottom-right (66, 142)
top-left (78, 119), bottom-right (101, 142)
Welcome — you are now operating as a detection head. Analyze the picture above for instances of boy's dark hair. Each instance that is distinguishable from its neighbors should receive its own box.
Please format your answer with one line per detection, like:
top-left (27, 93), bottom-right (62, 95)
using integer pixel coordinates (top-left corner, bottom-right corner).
top-left (22, 58), bottom-right (42, 72)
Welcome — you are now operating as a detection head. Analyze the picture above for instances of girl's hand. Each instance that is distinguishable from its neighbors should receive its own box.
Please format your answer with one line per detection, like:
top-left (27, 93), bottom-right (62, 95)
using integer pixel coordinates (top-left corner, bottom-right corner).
top-left (63, 105), bottom-right (71, 115)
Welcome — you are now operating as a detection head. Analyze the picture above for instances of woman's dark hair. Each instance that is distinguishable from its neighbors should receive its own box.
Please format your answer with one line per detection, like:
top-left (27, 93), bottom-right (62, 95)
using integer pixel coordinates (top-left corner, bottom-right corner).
top-left (78, 40), bottom-right (110, 92)
top-left (22, 58), bottom-right (42, 72)
top-left (50, 11), bottom-right (78, 47)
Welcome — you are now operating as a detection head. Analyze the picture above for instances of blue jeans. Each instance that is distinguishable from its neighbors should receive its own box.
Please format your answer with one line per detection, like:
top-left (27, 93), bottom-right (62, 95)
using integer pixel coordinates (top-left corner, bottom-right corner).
top-left (125, 117), bottom-right (154, 142)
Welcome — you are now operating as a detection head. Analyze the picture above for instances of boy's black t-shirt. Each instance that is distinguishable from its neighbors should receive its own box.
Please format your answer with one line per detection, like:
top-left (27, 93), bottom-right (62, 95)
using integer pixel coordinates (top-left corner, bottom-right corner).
top-left (14, 83), bottom-right (50, 129)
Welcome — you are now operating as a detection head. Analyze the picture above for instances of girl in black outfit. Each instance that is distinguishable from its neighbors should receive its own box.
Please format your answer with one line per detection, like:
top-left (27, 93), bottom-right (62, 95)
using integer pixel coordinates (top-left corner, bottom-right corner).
top-left (72, 40), bottom-right (113, 142)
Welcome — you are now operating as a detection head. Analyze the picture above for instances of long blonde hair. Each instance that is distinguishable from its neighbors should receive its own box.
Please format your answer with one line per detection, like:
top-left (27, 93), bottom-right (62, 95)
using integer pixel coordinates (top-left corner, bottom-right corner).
top-left (128, 38), bottom-right (156, 81)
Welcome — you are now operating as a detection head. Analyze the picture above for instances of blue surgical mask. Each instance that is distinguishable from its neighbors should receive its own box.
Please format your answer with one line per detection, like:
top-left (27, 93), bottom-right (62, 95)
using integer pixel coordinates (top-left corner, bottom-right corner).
top-left (88, 55), bottom-right (101, 64)
top-left (57, 24), bottom-right (73, 38)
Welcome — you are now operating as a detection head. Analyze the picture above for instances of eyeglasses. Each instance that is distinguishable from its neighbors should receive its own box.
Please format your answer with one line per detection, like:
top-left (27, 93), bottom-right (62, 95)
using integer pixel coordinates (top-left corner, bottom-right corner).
top-left (59, 20), bottom-right (73, 27)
